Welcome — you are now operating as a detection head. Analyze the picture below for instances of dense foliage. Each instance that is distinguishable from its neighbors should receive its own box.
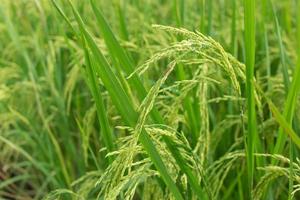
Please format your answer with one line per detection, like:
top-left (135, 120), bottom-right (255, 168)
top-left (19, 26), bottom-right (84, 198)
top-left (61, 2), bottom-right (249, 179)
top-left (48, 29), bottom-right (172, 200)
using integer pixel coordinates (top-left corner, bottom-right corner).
top-left (1, 0), bottom-right (300, 199)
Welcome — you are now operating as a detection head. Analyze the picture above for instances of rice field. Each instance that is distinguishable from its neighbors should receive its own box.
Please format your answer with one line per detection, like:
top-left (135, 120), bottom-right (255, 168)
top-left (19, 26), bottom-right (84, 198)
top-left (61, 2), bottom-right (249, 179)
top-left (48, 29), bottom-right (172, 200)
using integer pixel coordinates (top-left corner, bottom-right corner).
top-left (0, 0), bottom-right (300, 199)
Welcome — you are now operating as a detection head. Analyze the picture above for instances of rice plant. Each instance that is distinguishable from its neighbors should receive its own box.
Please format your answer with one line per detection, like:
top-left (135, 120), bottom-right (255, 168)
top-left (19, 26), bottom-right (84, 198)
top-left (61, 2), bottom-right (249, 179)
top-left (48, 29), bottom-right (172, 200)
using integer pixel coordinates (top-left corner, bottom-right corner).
top-left (0, 0), bottom-right (300, 199)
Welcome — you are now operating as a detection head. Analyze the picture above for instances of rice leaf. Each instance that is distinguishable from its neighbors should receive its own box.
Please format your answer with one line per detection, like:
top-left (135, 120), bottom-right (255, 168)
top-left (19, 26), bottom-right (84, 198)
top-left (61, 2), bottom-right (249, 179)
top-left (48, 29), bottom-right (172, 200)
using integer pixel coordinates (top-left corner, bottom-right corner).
top-left (244, 0), bottom-right (257, 197)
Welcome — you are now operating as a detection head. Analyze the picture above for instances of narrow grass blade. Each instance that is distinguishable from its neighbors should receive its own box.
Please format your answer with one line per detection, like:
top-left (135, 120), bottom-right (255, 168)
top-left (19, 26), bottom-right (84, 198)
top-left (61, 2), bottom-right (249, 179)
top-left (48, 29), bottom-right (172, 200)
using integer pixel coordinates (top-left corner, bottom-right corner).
top-left (83, 39), bottom-right (115, 157)
top-left (90, 0), bottom-right (163, 124)
top-left (272, 5), bottom-right (300, 158)
top-left (258, 91), bottom-right (300, 149)
top-left (0, 136), bottom-right (58, 186)
top-left (53, 0), bottom-right (115, 169)
top-left (230, 0), bottom-right (236, 55)
top-left (70, 8), bottom-right (136, 124)
top-left (200, 0), bottom-right (205, 32)
top-left (262, 0), bottom-right (271, 104)
top-left (206, 0), bottom-right (213, 35)
top-left (173, 0), bottom-right (184, 27)
top-left (51, 0), bottom-right (76, 34)
top-left (0, 174), bottom-right (30, 190)
top-left (115, 1), bottom-right (129, 40)
top-left (271, 117), bottom-right (299, 147)
top-left (244, 0), bottom-right (257, 197)
top-left (272, 2), bottom-right (300, 199)
top-left (270, 0), bottom-right (290, 91)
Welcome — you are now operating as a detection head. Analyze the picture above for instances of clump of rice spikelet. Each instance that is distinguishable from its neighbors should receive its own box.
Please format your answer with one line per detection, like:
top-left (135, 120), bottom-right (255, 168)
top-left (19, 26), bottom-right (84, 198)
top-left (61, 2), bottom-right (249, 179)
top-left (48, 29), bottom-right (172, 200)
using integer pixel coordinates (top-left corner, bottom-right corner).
top-left (253, 166), bottom-right (287, 200)
top-left (86, 62), bottom-right (179, 200)
top-left (148, 25), bottom-right (242, 95)
top-left (252, 154), bottom-right (300, 199)
top-left (206, 150), bottom-right (245, 198)
top-left (135, 61), bottom-right (176, 134)
top-left (195, 64), bottom-right (209, 164)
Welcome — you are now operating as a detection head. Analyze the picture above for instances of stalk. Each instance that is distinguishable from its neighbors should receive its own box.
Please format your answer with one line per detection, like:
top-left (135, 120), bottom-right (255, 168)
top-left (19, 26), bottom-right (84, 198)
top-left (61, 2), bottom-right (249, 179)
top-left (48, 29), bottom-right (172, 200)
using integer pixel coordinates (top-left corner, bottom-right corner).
top-left (244, 0), bottom-right (257, 197)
